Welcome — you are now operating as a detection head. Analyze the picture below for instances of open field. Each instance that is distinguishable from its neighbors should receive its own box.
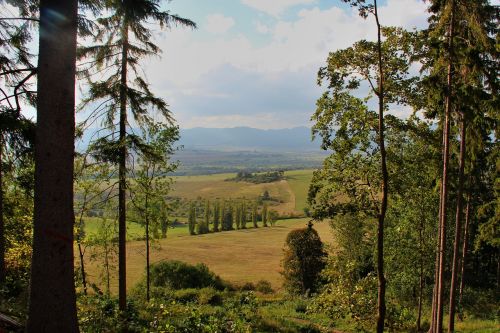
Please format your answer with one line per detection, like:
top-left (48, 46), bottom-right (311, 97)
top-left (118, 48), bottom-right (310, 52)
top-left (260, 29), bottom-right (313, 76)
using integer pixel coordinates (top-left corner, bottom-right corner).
top-left (170, 170), bottom-right (314, 215)
top-left (285, 169), bottom-right (314, 212)
top-left (83, 216), bottom-right (189, 240)
top-left (83, 218), bottom-right (333, 294)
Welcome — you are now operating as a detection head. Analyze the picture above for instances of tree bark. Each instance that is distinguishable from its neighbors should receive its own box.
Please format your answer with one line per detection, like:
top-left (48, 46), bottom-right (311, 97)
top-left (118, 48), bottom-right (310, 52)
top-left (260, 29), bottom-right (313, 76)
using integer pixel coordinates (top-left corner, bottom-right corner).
top-left (118, 19), bottom-right (129, 312)
top-left (373, 1), bottom-right (387, 332)
top-left (27, 0), bottom-right (79, 331)
top-left (448, 113), bottom-right (466, 332)
top-left (0, 133), bottom-right (4, 283)
top-left (146, 202), bottom-right (150, 301)
top-left (77, 241), bottom-right (87, 295)
top-left (435, 1), bottom-right (455, 332)
top-left (458, 191), bottom-right (471, 316)
top-left (417, 210), bottom-right (425, 332)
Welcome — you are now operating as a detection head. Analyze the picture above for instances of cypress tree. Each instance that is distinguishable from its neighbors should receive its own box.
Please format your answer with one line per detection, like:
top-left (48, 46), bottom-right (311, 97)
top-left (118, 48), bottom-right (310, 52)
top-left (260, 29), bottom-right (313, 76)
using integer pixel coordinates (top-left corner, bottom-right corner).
top-left (188, 202), bottom-right (196, 235)
top-left (202, 200), bottom-right (210, 234)
top-left (241, 201), bottom-right (247, 229)
top-left (213, 200), bottom-right (220, 232)
top-left (235, 203), bottom-right (241, 230)
top-left (262, 203), bottom-right (268, 227)
top-left (252, 201), bottom-right (258, 228)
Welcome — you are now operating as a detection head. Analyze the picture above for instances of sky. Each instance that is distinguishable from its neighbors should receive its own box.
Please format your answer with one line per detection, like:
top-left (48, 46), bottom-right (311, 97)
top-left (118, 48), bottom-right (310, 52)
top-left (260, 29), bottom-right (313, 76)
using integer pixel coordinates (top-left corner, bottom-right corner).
top-left (2, 0), bottom-right (431, 129)
top-left (141, 0), bottom-right (430, 130)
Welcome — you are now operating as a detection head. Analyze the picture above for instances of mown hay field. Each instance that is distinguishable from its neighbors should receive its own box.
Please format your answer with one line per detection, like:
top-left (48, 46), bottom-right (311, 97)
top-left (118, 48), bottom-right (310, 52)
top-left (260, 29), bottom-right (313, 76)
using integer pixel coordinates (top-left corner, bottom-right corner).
top-left (83, 218), bottom-right (333, 294)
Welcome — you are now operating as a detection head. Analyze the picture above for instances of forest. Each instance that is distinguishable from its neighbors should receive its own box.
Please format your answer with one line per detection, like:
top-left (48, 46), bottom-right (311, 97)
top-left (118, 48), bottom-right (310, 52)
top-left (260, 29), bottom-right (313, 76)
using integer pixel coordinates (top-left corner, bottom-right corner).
top-left (0, 0), bottom-right (498, 332)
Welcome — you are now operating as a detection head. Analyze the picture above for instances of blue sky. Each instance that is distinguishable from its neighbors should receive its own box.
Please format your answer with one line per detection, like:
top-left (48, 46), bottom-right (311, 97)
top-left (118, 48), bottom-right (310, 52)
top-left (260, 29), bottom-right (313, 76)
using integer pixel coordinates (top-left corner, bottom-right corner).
top-left (137, 0), bottom-right (429, 129)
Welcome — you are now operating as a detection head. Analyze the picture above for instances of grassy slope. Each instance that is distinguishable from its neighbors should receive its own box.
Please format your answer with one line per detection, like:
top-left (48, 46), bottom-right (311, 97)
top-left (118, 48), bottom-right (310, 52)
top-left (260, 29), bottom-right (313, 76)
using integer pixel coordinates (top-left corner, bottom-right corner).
top-left (285, 169), bottom-right (314, 212)
top-left (171, 172), bottom-right (296, 214)
top-left (84, 218), bottom-right (333, 294)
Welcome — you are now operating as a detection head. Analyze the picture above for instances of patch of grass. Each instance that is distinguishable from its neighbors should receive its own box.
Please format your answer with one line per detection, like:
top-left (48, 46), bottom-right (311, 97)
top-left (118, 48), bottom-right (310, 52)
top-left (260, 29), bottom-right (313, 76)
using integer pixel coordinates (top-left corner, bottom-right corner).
top-left (170, 172), bottom-right (297, 214)
top-left (82, 216), bottom-right (189, 241)
top-left (285, 169), bottom-right (314, 212)
top-left (83, 218), bottom-right (333, 295)
top-left (454, 318), bottom-right (499, 333)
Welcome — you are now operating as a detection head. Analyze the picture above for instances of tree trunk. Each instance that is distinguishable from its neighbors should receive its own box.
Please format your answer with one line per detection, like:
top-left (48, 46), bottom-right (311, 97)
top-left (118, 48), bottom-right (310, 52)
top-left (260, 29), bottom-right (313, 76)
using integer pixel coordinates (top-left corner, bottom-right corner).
top-left (118, 20), bottom-right (129, 312)
top-left (448, 113), bottom-right (466, 332)
top-left (374, 1), bottom-right (387, 332)
top-left (0, 133), bottom-right (4, 283)
top-left (435, 1), bottom-right (455, 332)
top-left (417, 211), bottom-right (425, 332)
top-left (458, 191), bottom-right (471, 318)
top-left (27, 0), bottom-right (79, 331)
top-left (77, 241), bottom-right (87, 295)
top-left (77, 199), bottom-right (88, 295)
top-left (146, 214), bottom-right (150, 301)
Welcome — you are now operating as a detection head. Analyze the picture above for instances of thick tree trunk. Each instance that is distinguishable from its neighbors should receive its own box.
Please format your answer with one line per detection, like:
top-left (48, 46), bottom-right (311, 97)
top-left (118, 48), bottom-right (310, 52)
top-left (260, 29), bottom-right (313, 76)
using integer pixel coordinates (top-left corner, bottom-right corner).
top-left (118, 21), bottom-right (129, 312)
top-left (458, 191), bottom-right (471, 317)
top-left (448, 114), bottom-right (466, 332)
top-left (27, 0), bottom-right (79, 331)
top-left (374, 1), bottom-right (387, 332)
top-left (0, 133), bottom-right (4, 283)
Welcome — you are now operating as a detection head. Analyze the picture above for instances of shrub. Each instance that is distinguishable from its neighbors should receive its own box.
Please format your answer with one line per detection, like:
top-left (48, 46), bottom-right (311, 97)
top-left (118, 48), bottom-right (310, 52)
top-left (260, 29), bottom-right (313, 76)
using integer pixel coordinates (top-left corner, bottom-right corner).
top-left (197, 287), bottom-right (223, 306)
top-left (149, 260), bottom-right (225, 290)
top-left (255, 280), bottom-right (274, 294)
top-left (172, 288), bottom-right (199, 303)
top-left (281, 226), bottom-right (327, 295)
top-left (240, 282), bottom-right (255, 291)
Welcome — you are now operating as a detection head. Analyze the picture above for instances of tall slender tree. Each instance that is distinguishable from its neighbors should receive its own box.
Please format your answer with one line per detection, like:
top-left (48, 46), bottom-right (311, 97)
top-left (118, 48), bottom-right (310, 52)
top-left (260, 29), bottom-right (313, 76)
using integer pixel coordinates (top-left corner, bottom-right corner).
top-left (78, 0), bottom-right (195, 310)
top-left (26, 0), bottom-right (79, 331)
top-left (213, 200), bottom-right (220, 232)
top-left (335, 2), bottom-right (389, 329)
top-left (252, 201), bottom-right (258, 228)
top-left (130, 122), bottom-right (178, 301)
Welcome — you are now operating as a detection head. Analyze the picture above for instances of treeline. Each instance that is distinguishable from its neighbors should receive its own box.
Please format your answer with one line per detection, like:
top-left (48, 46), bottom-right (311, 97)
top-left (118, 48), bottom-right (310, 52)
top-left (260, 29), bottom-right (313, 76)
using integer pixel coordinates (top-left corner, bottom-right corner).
top-left (226, 170), bottom-right (285, 184)
top-left (186, 199), bottom-right (278, 235)
top-left (308, 0), bottom-right (498, 332)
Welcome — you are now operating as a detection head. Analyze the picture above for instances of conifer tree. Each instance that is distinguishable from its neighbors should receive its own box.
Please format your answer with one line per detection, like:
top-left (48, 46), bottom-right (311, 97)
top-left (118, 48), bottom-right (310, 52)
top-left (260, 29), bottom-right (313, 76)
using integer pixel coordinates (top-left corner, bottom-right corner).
top-left (220, 200), bottom-right (227, 231)
top-left (241, 201), bottom-right (247, 229)
top-left (235, 203), bottom-right (241, 230)
top-left (27, 0), bottom-right (79, 330)
top-left (202, 200), bottom-right (210, 234)
top-left (78, 0), bottom-right (195, 310)
top-left (252, 201), bottom-right (258, 228)
top-left (188, 202), bottom-right (196, 235)
top-left (262, 203), bottom-right (268, 227)
top-left (213, 200), bottom-right (220, 232)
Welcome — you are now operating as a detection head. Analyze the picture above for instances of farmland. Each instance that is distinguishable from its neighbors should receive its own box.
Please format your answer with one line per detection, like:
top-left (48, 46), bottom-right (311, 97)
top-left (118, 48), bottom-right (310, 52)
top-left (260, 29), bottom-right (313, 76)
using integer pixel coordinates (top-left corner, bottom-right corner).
top-left (82, 169), bottom-right (320, 292)
top-left (83, 218), bottom-right (333, 294)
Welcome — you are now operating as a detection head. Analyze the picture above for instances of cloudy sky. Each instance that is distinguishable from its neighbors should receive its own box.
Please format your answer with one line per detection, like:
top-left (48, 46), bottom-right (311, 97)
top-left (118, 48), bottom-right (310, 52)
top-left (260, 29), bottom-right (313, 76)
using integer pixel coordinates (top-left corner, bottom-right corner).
top-left (138, 0), bottom-right (429, 129)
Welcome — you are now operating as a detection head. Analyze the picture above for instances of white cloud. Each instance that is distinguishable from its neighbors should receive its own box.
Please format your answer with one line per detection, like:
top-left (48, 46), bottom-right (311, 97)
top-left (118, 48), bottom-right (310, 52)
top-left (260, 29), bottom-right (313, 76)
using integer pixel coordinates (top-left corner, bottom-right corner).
top-left (255, 21), bottom-right (270, 34)
top-left (241, 0), bottom-right (317, 17)
top-left (205, 13), bottom-right (235, 34)
top-left (145, 0), bottom-right (429, 128)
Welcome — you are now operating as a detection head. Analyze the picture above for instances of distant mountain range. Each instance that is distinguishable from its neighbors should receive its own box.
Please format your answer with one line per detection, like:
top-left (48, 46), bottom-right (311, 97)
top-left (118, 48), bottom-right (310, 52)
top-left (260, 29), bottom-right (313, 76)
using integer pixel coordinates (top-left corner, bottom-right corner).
top-left (78, 126), bottom-right (324, 153)
top-left (178, 126), bottom-right (321, 152)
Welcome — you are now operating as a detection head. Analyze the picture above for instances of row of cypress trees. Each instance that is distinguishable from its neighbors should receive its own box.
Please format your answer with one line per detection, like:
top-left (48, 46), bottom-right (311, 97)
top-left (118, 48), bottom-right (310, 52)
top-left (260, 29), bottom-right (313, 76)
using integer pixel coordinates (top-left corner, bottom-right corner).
top-left (188, 200), bottom-right (271, 235)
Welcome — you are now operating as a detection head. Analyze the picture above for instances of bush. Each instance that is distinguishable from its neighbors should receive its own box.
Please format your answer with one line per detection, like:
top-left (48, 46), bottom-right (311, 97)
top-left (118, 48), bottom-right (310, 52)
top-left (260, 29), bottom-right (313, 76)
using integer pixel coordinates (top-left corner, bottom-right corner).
top-left (255, 280), bottom-right (274, 294)
top-left (149, 260), bottom-right (225, 290)
top-left (240, 282), bottom-right (255, 291)
top-left (197, 287), bottom-right (223, 306)
top-left (281, 226), bottom-right (327, 295)
top-left (172, 288), bottom-right (200, 303)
